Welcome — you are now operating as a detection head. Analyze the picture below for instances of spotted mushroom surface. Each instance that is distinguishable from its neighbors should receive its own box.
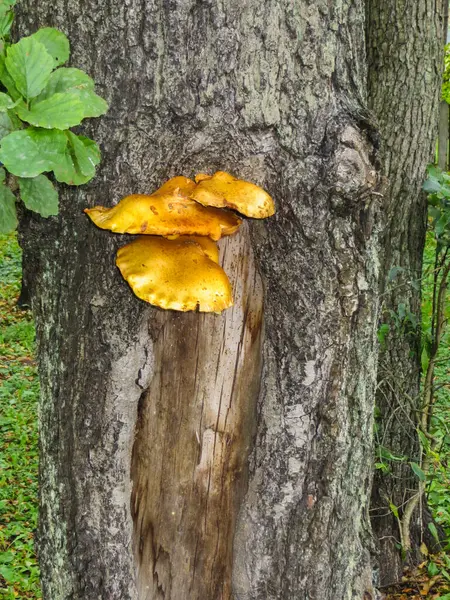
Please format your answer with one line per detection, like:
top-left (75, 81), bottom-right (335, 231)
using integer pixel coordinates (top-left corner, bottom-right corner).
top-left (84, 176), bottom-right (242, 240)
top-left (191, 171), bottom-right (275, 219)
top-left (116, 236), bottom-right (232, 312)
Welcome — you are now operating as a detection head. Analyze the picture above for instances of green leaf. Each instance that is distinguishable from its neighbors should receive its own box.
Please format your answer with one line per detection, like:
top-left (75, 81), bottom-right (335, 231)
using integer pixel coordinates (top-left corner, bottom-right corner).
top-left (32, 67), bottom-right (108, 121)
top-left (0, 552), bottom-right (14, 564)
top-left (36, 67), bottom-right (94, 102)
top-left (428, 561), bottom-right (440, 577)
top-left (68, 131), bottom-right (99, 177)
top-left (388, 266), bottom-right (404, 282)
top-left (418, 429), bottom-right (431, 453)
top-left (428, 521), bottom-right (440, 543)
top-left (0, 128), bottom-right (67, 177)
top-left (53, 133), bottom-right (100, 185)
top-left (389, 501), bottom-right (399, 519)
top-left (421, 345), bottom-right (430, 374)
top-left (0, 91), bottom-right (15, 111)
top-left (0, 564), bottom-right (15, 583)
top-left (410, 461), bottom-right (426, 481)
top-left (0, 110), bottom-right (15, 141)
top-left (423, 176), bottom-right (442, 194)
top-left (5, 36), bottom-right (54, 99)
top-left (0, 176), bottom-right (17, 233)
top-left (378, 446), bottom-right (407, 462)
top-left (442, 569), bottom-right (450, 582)
top-left (377, 323), bottom-right (390, 345)
top-left (0, 9), bottom-right (13, 37)
top-left (0, 53), bottom-right (20, 100)
top-left (29, 28), bottom-right (69, 67)
top-left (18, 174), bottom-right (58, 217)
top-left (374, 462), bottom-right (389, 473)
top-left (16, 91), bottom-right (85, 129)
top-left (73, 88), bottom-right (108, 118)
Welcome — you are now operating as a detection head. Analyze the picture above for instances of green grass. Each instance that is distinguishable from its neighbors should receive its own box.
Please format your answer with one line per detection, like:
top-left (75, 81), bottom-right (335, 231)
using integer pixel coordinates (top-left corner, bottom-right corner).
top-left (422, 232), bottom-right (450, 547)
top-left (0, 234), bottom-right (40, 599)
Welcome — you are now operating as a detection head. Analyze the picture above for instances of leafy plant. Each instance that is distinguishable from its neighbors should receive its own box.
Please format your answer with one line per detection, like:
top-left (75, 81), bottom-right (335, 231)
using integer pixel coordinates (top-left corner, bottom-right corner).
top-left (0, 0), bottom-right (107, 234)
top-left (443, 43), bottom-right (450, 105)
top-left (391, 165), bottom-right (450, 553)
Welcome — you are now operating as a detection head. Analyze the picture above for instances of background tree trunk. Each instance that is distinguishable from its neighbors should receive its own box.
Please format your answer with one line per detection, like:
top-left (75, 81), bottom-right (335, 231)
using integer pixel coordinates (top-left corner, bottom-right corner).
top-left (366, 0), bottom-right (445, 586)
top-left (15, 1), bottom-right (438, 599)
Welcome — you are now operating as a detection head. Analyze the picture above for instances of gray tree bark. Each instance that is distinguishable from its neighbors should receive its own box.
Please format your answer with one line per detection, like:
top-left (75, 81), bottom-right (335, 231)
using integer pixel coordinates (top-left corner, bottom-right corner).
top-left (367, 0), bottom-right (445, 586)
top-left (15, 1), bottom-right (437, 599)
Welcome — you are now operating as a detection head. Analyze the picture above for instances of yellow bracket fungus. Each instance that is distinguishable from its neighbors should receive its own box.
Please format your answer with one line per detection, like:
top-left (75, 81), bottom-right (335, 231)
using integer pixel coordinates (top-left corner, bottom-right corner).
top-left (191, 171), bottom-right (275, 219)
top-left (84, 176), bottom-right (242, 241)
top-left (174, 235), bottom-right (219, 263)
top-left (116, 236), bottom-right (232, 313)
top-left (84, 171), bottom-right (275, 313)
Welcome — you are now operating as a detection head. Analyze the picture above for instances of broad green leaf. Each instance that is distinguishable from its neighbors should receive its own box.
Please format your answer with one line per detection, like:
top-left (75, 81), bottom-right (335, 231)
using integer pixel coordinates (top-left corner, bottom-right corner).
top-left (377, 323), bottom-right (389, 345)
top-left (16, 91), bottom-right (85, 129)
top-left (0, 9), bottom-right (13, 37)
top-left (36, 67), bottom-right (94, 102)
top-left (0, 177), bottom-right (17, 233)
top-left (30, 28), bottom-right (70, 67)
top-left (67, 131), bottom-right (99, 177)
top-left (74, 88), bottom-right (108, 118)
top-left (0, 552), bottom-right (14, 564)
top-left (18, 174), bottom-right (58, 217)
top-left (0, 91), bottom-right (15, 111)
top-left (5, 37), bottom-right (54, 98)
top-left (0, 564), bottom-right (15, 583)
top-left (0, 110), bottom-right (15, 140)
top-left (32, 67), bottom-right (108, 120)
top-left (0, 53), bottom-right (20, 100)
top-left (410, 461), bottom-right (426, 481)
top-left (53, 133), bottom-right (100, 185)
top-left (428, 561), bottom-right (440, 577)
top-left (423, 176), bottom-right (442, 194)
top-left (7, 107), bottom-right (21, 129)
top-left (0, 128), bottom-right (67, 177)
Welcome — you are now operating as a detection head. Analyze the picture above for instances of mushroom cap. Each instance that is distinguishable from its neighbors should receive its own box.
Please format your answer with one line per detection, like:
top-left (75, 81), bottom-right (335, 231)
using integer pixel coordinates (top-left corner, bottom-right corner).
top-left (192, 171), bottom-right (275, 218)
top-left (84, 176), bottom-right (242, 240)
top-left (116, 236), bottom-right (232, 313)
top-left (174, 235), bottom-right (219, 263)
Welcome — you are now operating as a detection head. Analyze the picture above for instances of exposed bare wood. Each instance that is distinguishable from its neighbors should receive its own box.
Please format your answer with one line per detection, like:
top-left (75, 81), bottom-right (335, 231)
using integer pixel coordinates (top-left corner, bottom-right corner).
top-left (131, 226), bottom-right (263, 600)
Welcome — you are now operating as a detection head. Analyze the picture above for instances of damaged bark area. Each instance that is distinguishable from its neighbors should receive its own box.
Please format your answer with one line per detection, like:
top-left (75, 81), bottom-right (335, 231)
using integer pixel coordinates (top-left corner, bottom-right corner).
top-left (17, 1), bottom-right (386, 599)
top-left (131, 226), bottom-right (263, 600)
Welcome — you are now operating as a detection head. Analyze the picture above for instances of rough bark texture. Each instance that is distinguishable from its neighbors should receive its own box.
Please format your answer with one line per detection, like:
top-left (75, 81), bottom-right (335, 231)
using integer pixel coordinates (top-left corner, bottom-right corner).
top-left (366, 0), bottom-right (445, 586)
top-left (17, 1), bottom-right (387, 599)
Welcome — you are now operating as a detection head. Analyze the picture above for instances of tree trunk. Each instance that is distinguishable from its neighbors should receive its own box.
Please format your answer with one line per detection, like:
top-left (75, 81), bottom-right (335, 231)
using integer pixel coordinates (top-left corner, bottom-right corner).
top-left (16, 1), bottom-right (435, 599)
top-left (367, 0), bottom-right (444, 586)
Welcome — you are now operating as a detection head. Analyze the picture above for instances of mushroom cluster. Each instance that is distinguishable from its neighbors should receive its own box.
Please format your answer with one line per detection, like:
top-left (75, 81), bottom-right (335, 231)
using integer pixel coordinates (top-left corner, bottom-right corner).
top-left (84, 171), bottom-right (275, 313)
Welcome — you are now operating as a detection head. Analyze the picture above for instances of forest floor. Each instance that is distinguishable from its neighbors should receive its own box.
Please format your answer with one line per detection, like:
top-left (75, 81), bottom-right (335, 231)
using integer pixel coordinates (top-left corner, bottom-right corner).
top-left (384, 557), bottom-right (450, 599)
top-left (0, 232), bottom-right (449, 600)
